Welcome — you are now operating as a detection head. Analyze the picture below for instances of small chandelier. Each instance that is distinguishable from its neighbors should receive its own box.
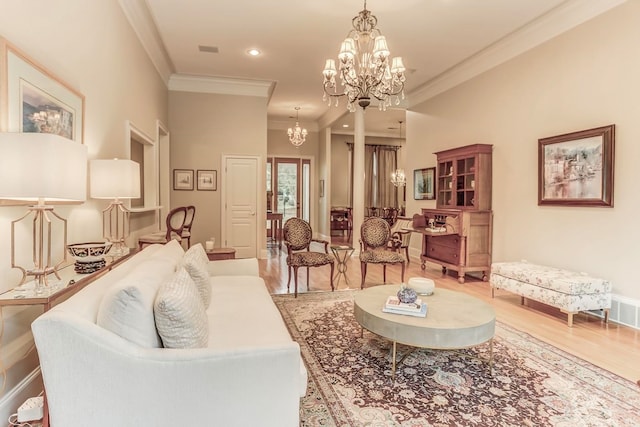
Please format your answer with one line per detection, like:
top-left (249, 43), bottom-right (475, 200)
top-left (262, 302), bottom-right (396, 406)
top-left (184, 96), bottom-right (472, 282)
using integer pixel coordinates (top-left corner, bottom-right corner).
top-left (391, 121), bottom-right (406, 186)
top-left (391, 169), bottom-right (406, 187)
top-left (322, 0), bottom-right (406, 112)
top-left (287, 107), bottom-right (307, 147)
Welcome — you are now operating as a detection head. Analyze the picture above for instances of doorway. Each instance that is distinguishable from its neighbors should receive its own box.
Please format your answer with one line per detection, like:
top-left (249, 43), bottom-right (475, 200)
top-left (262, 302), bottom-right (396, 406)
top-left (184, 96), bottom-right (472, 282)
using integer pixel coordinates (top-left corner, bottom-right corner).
top-left (222, 155), bottom-right (260, 258)
top-left (268, 157), bottom-right (311, 224)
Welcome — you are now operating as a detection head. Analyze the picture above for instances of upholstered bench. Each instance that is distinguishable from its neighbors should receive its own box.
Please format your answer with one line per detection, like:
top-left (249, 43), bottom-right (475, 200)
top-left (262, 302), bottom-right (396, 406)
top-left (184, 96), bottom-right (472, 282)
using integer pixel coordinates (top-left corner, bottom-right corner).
top-left (490, 261), bottom-right (611, 327)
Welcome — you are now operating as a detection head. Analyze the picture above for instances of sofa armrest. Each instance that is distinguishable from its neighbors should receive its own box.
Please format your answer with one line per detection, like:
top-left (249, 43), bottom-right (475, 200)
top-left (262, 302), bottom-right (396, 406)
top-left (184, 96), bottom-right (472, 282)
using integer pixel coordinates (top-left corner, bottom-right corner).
top-left (207, 258), bottom-right (259, 277)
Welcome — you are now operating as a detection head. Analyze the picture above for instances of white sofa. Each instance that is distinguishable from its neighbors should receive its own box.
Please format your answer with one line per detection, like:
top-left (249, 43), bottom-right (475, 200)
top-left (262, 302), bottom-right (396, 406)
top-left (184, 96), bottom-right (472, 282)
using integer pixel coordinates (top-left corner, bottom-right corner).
top-left (32, 241), bottom-right (307, 427)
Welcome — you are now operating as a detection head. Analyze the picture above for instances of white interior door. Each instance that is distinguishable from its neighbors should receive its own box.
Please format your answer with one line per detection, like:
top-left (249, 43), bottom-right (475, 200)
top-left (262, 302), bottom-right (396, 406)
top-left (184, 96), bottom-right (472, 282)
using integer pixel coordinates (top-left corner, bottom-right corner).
top-left (223, 156), bottom-right (258, 258)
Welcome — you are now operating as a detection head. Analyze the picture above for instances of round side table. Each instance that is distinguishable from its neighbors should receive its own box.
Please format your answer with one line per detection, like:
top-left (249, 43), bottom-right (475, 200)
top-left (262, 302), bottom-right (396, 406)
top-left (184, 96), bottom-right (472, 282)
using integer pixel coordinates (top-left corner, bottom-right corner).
top-left (330, 245), bottom-right (354, 289)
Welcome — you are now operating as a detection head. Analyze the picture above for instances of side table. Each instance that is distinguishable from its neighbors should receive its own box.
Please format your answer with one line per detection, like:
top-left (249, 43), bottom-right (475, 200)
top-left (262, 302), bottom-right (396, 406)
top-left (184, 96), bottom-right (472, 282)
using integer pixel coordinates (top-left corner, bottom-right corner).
top-left (206, 248), bottom-right (236, 261)
top-left (330, 245), bottom-right (354, 289)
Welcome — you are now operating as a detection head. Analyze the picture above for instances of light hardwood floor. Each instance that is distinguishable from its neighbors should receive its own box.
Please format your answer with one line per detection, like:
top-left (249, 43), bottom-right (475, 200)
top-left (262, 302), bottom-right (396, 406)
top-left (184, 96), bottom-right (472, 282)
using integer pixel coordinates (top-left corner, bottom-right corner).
top-left (260, 236), bottom-right (640, 386)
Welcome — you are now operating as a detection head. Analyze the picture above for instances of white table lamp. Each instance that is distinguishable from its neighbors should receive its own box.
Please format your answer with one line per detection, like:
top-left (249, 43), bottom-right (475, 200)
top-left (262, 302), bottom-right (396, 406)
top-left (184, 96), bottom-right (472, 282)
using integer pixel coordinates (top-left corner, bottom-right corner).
top-left (0, 132), bottom-right (87, 291)
top-left (90, 159), bottom-right (140, 255)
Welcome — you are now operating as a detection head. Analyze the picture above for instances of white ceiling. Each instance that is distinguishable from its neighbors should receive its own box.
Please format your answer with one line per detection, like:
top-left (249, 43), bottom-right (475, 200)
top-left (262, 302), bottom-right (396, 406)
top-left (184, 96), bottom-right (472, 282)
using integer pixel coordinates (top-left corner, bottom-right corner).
top-left (128, 0), bottom-right (622, 136)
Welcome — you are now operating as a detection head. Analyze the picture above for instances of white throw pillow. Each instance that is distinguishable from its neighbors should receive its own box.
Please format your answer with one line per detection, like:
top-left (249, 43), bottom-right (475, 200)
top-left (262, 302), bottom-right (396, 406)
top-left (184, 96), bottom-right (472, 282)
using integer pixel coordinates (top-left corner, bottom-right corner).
top-left (153, 239), bottom-right (186, 265)
top-left (97, 259), bottom-right (175, 348)
top-left (154, 268), bottom-right (208, 349)
top-left (181, 243), bottom-right (211, 308)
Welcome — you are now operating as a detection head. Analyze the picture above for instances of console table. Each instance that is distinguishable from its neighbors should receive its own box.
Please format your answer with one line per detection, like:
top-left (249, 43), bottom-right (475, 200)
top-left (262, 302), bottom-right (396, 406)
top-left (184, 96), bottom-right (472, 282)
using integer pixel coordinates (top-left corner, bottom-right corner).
top-left (0, 249), bottom-right (136, 427)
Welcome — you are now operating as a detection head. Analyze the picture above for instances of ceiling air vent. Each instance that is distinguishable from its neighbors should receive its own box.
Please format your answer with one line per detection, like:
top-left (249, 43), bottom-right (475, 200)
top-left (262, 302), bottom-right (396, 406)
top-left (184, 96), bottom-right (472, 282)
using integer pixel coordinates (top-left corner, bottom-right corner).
top-left (198, 45), bottom-right (219, 53)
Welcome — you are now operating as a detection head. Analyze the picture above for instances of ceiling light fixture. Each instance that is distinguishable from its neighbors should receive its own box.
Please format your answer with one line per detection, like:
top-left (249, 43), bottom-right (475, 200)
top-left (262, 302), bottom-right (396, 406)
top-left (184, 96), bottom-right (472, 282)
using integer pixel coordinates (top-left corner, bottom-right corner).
top-left (322, 0), bottom-right (406, 112)
top-left (391, 120), bottom-right (406, 187)
top-left (287, 107), bottom-right (308, 147)
top-left (247, 48), bottom-right (261, 56)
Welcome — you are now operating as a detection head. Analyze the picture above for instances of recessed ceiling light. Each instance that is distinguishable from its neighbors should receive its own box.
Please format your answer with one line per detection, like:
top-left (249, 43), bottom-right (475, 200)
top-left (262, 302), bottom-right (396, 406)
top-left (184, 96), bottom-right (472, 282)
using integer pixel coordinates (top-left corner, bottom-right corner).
top-left (342, 124), bottom-right (349, 128)
top-left (247, 48), bottom-right (261, 56)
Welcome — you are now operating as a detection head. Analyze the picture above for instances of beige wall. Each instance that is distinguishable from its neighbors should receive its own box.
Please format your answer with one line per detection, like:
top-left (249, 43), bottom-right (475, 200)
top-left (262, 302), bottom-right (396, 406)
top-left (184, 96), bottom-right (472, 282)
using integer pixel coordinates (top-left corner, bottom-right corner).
top-left (169, 91), bottom-right (268, 250)
top-left (406, 1), bottom-right (640, 300)
top-left (0, 0), bottom-right (168, 417)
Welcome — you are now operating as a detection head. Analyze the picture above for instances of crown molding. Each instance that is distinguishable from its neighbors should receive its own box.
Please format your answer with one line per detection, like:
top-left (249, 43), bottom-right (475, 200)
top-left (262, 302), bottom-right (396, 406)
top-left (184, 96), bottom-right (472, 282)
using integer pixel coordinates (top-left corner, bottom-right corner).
top-left (169, 74), bottom-right (275, 99)
top-left (118, 0), bottom-right (174, 84)
top-left (407, 0), bottom-right (627, 108)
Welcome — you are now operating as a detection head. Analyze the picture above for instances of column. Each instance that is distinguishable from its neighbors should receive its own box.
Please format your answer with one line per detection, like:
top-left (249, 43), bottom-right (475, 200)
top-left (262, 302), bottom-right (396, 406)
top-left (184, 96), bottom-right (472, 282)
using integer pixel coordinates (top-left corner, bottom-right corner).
top-left (352, 106), bottom-right (365, 253)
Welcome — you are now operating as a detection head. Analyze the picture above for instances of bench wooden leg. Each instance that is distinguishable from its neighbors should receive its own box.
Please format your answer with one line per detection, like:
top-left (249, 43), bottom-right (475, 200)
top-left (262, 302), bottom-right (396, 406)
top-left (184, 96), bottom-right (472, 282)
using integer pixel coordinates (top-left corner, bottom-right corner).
top-left (603, 308), bottom-right (610, 323)
top-left (561, 310), bottom-right (577, 327)
top-left (520, 296), bottom-right (525, 305)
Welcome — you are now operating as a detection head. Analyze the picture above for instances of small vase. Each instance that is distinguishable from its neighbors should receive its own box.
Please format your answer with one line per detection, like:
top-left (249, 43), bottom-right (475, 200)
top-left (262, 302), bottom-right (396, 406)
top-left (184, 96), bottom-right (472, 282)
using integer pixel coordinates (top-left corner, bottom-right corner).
top-left (397, 285), bottom-right (418, 304)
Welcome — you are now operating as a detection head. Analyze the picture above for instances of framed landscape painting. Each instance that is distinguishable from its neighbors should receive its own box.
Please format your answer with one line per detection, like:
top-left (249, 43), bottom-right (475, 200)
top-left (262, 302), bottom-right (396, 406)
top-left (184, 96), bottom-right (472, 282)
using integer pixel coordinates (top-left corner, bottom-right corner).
top-left (197, 170), bottom-right (216, 191)
top-left (414, 167), bottom-right (435, 200)
top-left (0, 37), bottom-right (84, 143)
top-left (538, 124), bottom-right (615, 207)
top-left (174, 169), bottom-right (194, 191)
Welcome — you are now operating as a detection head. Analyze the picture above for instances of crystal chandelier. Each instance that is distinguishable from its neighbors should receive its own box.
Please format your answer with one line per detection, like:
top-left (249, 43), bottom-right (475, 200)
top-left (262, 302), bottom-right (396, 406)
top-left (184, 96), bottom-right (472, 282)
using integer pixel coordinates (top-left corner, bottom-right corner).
top-left (391, 120), bottom-right (406, 186)
top-left (391, 169), bottom-right (406, 187)
top-left (287, 107), bottom-right (307, 147)
top-left (322, 0), bottom-right (406, 112)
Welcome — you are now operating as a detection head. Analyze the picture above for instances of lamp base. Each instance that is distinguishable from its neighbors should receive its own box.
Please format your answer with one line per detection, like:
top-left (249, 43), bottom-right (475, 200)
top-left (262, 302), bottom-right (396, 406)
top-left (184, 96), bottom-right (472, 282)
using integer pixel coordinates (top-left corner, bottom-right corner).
top-left (109, 241), bottom-right (130, 257)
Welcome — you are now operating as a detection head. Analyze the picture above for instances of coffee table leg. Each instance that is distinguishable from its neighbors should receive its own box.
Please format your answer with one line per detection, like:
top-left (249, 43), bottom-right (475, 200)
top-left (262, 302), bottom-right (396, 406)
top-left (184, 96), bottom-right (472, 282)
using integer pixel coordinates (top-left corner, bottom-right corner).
top-left (392, 341), bottom-right (397, 378)
top-left (488, 338), bottom-right (494, 375)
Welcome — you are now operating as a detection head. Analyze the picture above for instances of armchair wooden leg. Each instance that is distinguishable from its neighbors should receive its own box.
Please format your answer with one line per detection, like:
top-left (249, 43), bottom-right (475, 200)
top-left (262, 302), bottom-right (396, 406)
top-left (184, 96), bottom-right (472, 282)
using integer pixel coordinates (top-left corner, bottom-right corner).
top-left (361, 262), bottom-right (367, 289)
top-left (293, 266), bottom-right (299, 298)
top-left (401, 262), bottom-right (406, 283)
top-left (306, 267), bottom-right (310, 291)
top-left (286, 265), bottom-right (292, 292)
top-left (329, 262), bottom-right (335, 291)
top-left (404, 247), bottom-right (410, 264)
top-left (383, 265), bottom-right (387, 283)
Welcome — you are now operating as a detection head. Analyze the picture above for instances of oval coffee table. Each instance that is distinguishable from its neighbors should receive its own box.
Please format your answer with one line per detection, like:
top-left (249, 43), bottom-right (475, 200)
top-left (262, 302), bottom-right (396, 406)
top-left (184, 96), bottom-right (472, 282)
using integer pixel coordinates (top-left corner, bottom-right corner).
top-left (353, 284), bottom-right (496, 377)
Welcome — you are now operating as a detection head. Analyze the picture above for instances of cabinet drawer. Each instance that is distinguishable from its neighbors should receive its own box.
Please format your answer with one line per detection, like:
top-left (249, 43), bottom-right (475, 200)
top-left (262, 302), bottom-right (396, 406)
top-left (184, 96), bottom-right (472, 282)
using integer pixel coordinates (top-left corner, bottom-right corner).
top-left (431, 234), bottom-right (460, 249)
top-left (426, 242), bottom-right (460, 265)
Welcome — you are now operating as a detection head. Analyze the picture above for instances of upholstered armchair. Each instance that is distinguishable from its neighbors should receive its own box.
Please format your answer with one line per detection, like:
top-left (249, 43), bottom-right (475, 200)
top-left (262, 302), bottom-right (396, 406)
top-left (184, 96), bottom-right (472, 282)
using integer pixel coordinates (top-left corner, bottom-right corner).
top-left (283, 218), bottom-right (335, 297)
top-left (359, 217), bottom-right (406, 289)
top-left (388, 216), bottom-right (413, 263)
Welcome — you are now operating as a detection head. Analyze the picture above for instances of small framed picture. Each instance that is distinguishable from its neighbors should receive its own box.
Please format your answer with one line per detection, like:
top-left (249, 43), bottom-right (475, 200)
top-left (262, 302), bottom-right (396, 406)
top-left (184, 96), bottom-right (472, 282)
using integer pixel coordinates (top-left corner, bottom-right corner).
top-left (414, 167), bottom-right (436, 200)
top-left (173, 169), bottom-right (194, 191)
top-left (197, 170), bottom-right (217, 191)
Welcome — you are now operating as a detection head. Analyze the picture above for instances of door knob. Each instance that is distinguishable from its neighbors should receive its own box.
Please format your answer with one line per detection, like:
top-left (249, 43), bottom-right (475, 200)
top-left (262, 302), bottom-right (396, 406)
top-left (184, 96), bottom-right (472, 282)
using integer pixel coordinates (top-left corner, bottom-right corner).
top-left (250, 211), bottom-right (256, 216)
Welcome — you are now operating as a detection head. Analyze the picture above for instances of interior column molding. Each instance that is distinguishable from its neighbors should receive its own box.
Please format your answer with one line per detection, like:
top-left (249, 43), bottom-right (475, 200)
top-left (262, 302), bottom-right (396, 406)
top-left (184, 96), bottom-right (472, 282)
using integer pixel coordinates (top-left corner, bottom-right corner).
top-left (352, 107), bottom-right (365, 255)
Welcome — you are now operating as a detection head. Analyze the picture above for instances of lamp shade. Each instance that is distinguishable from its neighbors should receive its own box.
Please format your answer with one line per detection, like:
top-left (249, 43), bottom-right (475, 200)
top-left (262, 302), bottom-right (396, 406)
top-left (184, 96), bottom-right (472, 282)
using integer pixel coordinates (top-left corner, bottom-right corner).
top-left (0, 132), bottom-right (87, 202)
top-left (90, 159), bottom-right (140, 199)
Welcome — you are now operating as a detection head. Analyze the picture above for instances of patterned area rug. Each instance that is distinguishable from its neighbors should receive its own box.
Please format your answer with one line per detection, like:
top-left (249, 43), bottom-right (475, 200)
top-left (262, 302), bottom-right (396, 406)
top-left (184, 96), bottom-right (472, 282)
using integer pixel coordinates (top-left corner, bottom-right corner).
top-left (272, 290), bottom-right (640, 427)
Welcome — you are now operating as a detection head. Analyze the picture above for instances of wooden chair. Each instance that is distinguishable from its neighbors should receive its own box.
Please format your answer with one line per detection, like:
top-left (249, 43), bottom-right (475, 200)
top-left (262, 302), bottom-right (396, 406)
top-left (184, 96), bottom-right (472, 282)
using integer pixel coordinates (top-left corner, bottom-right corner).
top-left (359, 217), bottom-right (406, 289)
top-left (138, 206), bottom-right (187, 250)
top-left (180, 205), bottom-right (196, 248)
top-left (283, 218), bottom-right (334, 297)
top-left (388, 216), bottom-right (413, 263)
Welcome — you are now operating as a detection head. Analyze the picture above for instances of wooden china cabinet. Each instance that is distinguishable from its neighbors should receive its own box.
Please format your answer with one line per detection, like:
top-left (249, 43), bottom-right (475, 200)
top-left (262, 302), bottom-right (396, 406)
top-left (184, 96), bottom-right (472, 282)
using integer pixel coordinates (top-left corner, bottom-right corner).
top-left (415, 144), bottom-right (493, 283)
